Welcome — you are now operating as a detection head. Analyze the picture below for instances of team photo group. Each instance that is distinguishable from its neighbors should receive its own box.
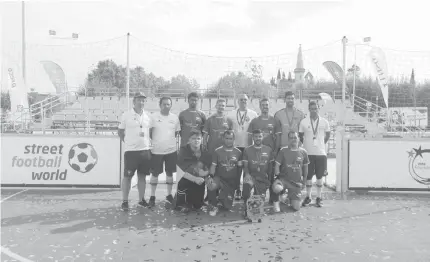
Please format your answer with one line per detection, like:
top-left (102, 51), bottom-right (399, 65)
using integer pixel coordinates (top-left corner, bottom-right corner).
top-left (118, 90), bottom-right (330, 221)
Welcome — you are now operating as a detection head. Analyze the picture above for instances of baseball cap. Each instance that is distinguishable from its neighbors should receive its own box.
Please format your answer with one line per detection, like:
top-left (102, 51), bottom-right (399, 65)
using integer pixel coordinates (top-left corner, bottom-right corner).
top-left (134, 92), bottom-right (147, 98)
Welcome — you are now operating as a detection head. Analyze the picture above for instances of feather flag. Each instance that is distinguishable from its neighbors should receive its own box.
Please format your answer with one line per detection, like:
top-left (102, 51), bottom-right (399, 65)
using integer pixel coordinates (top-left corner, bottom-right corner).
top-left (40, 61), bottom-right (67, 94)
top-left (368, 47), bottom-right (389, 108)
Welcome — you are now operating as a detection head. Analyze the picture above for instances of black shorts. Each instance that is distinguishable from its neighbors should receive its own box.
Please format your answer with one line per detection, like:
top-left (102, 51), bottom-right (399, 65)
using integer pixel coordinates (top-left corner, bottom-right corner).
top-left (124, 150), bottom-right (152, 177)
top-left (307, 155), bottom-right (327, 180)
top-left (151, 151), bottom-right (177, 176)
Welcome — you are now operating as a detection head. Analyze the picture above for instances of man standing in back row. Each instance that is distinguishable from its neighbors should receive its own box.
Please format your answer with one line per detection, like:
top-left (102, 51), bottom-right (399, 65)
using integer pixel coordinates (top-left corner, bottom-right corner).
top-left (179, 92), bottom-right (207, 147)
top-left (274, 91), bottom-right (306, 150)
top-left (203, 99), bottom-right (234, 154)
top-left (299, 101), bottom-right (330, 208)
top-left (229, 94), bottom-right (258, 200)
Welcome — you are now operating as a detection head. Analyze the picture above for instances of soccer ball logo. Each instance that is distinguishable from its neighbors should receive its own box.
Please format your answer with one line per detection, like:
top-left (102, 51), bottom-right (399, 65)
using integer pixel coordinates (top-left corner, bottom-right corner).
top-left (68, 143), bottom-right (98, 173)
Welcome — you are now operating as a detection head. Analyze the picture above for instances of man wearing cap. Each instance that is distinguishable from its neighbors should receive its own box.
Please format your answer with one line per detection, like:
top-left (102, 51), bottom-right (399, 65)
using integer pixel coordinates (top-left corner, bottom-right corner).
top-left (274, 91), bottom-right (306, 150)
top-left (118, 92), bottom-right (152, 211)
top-left (228, 94), bottom-right (258, 200)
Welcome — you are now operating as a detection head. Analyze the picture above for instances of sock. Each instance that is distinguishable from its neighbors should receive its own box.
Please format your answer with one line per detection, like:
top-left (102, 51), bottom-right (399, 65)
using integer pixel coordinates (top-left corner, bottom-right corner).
top-left (306, 186), bottom-right (312, 198)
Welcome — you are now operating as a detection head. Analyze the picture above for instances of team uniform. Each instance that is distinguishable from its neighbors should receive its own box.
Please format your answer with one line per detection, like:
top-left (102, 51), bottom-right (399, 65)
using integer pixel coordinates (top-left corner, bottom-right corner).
top-left (119, 109), bottom-right (153, 177)
top-left (203, 115), bottom-right (234, 154)
top-left (178, 108), bottom-right (206, 146)
top-left (247, 115), bottom-right (279, 151)
top-left (275, 147), bottom-right (310, 201)
top-left (274, 108), bottom-right (305, 148)
top-left (150, 112), bottom-right (181, 180)
top-left (242, 145), bottom-right (273, 199)
top-left (175, 145), bottom-right (212, 210)
top-left (299, 116), bottom-right (330, 180)
top-left (208, 146), bottom-right (242, 209)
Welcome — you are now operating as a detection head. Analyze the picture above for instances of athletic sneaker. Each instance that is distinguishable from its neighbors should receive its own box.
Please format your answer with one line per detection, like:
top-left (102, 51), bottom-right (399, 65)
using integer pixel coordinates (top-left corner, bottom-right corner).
top-left (302, 196), bottom-right (311, 207)
top-left (121, 201), bottom-right (129, 211)
top-left (166, 194), bottom-right (174, 205)
top-left (315, 197), bottom-right (323, 207)
top-left (148, 196), bottom-right (156, 207)
top-left (234, 190), bottom-right (242, 200)
top-left (273, 201), bottom-right (280, 213)
top-left (209, 206), bottom-right (219, 216)
top-left (138, 199), bottom-right (149, 207)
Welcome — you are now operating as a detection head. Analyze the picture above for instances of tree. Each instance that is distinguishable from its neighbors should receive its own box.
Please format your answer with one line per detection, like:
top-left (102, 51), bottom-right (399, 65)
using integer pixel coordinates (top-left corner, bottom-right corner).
top-left (287, 72), bottom-right (292, 82)
top-left (347, 64), bottom-right (361, 80)
top-left (84, 59), bottom-right (198, 97)
top-left (282, 72), bottom-right (286, 80)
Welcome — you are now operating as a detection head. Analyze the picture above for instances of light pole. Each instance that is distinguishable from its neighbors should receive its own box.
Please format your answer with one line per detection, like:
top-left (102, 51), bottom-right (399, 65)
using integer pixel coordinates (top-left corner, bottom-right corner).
top-left (349, 37), bottom-right (371, 108)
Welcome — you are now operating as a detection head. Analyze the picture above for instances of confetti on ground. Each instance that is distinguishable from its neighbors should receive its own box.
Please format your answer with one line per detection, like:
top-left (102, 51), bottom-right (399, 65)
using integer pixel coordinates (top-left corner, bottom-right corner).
top-left (1, 186), bottom-right (429, 262)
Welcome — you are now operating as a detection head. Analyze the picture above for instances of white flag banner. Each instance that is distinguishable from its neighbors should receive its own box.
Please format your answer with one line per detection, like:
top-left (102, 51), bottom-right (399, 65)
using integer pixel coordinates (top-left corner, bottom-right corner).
top-left (5, 57), bottom-right (29, 113)
top-left (369, 47), bottom-right (389, 108)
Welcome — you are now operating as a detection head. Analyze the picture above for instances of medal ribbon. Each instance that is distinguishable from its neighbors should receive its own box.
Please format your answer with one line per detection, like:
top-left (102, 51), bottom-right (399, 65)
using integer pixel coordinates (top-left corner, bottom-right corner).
top-left (310, 117), bottom-right (319, 139)
top-left (237, 110), bottom-right (247, 127)
top-left (285, 109), bottom-right (295, 129)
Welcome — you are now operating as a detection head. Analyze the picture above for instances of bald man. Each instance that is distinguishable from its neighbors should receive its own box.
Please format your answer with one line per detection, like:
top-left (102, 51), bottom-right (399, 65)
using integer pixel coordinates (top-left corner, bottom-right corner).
top-left (228, 94), bottom-right (258, 200)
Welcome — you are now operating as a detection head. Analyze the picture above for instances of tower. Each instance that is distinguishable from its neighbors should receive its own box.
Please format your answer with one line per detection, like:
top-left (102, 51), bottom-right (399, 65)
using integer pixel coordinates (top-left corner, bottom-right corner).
top-left (294, 44), bottom-right (305, 83)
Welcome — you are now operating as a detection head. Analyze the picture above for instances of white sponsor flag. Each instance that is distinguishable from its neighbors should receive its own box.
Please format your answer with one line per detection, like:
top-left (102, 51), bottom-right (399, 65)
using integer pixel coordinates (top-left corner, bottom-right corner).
top-left (4, 56), bottom-right (29, 116)
top-left (369, 47), bottom-right (389, 108)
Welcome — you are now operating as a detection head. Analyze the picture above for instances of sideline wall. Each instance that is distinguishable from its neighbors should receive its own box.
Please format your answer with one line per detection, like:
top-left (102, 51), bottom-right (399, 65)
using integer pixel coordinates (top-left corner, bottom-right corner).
top-left (336, 132), bottom-right (430, 192)
top-left (1, 134), bottom-right (121, 188)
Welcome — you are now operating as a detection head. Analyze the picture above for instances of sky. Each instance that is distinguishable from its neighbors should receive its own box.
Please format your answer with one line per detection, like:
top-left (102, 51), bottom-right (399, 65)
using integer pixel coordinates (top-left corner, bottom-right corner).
top-left (1, 0), bottom-right (430, 92)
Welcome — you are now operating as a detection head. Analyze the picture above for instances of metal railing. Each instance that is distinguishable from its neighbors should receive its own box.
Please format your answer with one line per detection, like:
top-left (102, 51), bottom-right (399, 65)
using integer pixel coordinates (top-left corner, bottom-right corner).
top-left (352, 95), bottom-right (426, 134)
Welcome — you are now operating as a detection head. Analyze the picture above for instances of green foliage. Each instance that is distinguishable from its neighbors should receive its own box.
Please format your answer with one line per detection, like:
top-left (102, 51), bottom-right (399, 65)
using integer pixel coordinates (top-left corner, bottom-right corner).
top-left (1, 91), bottom-right (11, 111)
top-left (203, 71), bottom-right (273, 99)
top-left (85, 60), bottom-right (199, 96)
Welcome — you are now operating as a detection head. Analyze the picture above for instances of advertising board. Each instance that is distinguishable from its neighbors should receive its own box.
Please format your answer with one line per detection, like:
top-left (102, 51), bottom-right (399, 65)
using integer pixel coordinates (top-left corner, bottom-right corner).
top-left (1, 135), bottom-right (121, 188)
top-left (348, 139), bottom-right (430, 191)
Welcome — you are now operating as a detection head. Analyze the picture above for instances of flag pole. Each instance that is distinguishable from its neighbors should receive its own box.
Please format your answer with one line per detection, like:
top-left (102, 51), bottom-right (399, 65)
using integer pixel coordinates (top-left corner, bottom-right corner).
top-left (21, 0), bottom-right (26, 83)
top-left (126, 33), bottom-right (130, 110)
top-left (341, 36), bottom-right (347, 104)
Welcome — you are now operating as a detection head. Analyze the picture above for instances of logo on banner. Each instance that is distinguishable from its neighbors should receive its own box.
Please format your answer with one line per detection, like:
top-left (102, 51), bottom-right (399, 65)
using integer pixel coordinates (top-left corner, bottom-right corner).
top-left (407, 146), bottom-right (430, 185)
top-left (10, 142), bottom-right (98, 181)
top-left (68, 143), bottom-right (98, 173)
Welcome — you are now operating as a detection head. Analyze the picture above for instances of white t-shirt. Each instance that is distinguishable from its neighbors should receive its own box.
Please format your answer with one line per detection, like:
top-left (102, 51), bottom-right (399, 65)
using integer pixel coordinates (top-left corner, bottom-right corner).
top-left (299, 116), bottom-right (330, 156)
top-left (228, 108), bottom-right (258, 148)
top-left (119, 109), bottom-right (152, 152)
top-left (150, 112), bottom-right (181, 155)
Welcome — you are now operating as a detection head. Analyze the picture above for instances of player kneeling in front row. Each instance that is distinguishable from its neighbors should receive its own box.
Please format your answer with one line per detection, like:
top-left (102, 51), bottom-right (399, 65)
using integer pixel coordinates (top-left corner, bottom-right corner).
top-left (206, 130), bottom-right (242, 216)
top-left (272, 131), bottom-right (309, 212)
top-left (242, 129), bottom-right (274, 222)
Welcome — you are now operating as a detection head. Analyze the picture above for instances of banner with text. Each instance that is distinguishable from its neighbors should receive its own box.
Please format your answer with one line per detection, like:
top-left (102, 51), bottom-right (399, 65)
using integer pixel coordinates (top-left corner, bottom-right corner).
top-left (1, 135), bottom-right (121, 187)
top-left (349, 140), bottom-right (430, 190)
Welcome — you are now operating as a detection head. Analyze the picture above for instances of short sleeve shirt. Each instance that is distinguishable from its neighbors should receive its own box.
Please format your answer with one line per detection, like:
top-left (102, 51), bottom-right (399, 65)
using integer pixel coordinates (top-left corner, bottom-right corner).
top-left (247, 115), bottom-right (279, 150)
top-left (228, 109), bottom-right (258, 148)
top-left (212, 146), bottom-right (242, 186)
top-left (178, 109), bottom-right (206, 146)
top-left (243, 145), bottom-right (273, 179)
top-left (118, 109), bottom-right (152, 152)
top-left (177, 145), bottom-right (212, 177)
top-left (275, 147), bottom-right (310, 183)
top-left (274, 108), bottom-right (305, 147)
top-left (299, 116), bottom-right (330, 156)
top-left (150, 112), bottom-right (180, 155)
top-left (203, 115), bottom-right (234, 153)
